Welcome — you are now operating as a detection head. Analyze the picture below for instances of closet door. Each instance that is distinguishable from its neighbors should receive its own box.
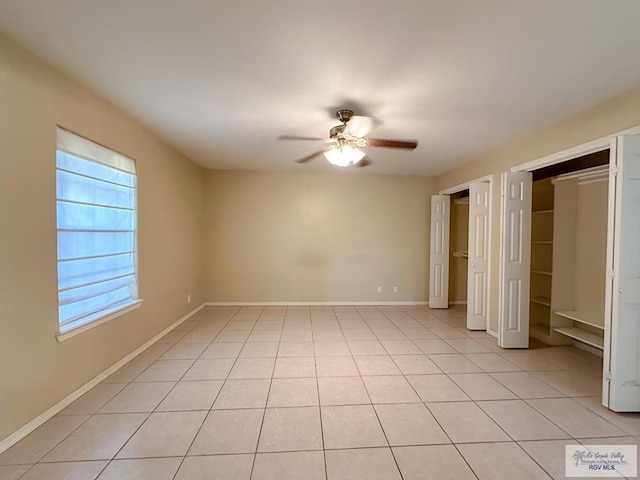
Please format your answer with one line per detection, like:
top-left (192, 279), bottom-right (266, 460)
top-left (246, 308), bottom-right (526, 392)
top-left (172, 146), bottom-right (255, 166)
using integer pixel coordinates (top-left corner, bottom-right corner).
top-left (429, 195), bottom-right (450, 308)
top-left (499, 171), bottom-right (532, 348)
top-left (603, 135), bottom-right (640, 412)
top-left (467, 182), bottom-right (490, 330)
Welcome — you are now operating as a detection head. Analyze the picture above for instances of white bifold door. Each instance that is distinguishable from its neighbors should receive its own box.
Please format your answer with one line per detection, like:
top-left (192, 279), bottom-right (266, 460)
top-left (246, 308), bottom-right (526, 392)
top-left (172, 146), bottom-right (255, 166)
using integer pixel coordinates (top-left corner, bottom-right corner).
top-left (603, 135), bottom-right (640, 411)
top-left (467, 182), bottom-right (490, 330)
top-left (498, 171), bottom-right (532, 348)
top-left (429, 195), bottom-right (450, 308)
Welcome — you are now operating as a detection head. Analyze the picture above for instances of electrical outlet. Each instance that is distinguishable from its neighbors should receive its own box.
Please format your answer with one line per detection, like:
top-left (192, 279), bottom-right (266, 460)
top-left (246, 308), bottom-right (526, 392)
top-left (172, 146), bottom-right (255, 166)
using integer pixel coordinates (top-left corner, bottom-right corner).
top-left (377, 286), bottom-right (383, 294)
top-left (393, 286), bottom-right (398, 294)
top-left (187, 294), bottom-right (192, 303)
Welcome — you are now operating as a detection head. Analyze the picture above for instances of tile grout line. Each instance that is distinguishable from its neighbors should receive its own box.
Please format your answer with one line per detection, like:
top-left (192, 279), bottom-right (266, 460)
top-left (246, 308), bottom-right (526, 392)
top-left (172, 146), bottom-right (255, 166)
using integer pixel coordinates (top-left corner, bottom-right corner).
top-left (421, 327), bottom-right (571, 479)
top-left (374, 308), bottom-right (490, 461)
top-left (414, 308), bottom-right (612, 479)
top-left (388, 305), bottom-right (494, 479)
top-left (468, 397), bottom-right (568, 478)
top-left (368, 306), bottom-right (525, 480)
top-left (248, 305), bottom-right (279, 480)
top-left (351, 305), bottom-right (406, 480)
top-left (400, 307), bottom-right (482, 480)
top-left (202, 306), bottom-right (264, 476)
top-left (312, 308), bottom-right (331, 480)
top-left (166, 305), bottom-right (239, 480)
top-left (159, 306), bottom-right (237, 480)
top-left (510, 441), bottom-right (559, 480)
top-left (6, 414), bottom-right (93, 476)
top-left (523, 397), bottom-right (623, 441)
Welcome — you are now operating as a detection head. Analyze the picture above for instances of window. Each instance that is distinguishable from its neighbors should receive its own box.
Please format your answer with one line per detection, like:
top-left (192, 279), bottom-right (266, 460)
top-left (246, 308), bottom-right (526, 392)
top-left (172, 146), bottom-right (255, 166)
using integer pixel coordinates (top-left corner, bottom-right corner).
top-left (56, 127), bottom-right (139, 336)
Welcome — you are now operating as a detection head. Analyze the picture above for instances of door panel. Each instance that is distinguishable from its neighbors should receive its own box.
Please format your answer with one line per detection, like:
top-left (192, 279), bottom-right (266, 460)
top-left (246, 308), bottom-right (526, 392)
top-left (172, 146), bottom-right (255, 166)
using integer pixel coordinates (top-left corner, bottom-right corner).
top-left (499, 172), bottom-right (532, 348)
top-left (429, 195), bottom-right (450, 309)
top-left (603, 135), bottom-right (640, 411)
top-left (467, 182), bottom-right (490, 330)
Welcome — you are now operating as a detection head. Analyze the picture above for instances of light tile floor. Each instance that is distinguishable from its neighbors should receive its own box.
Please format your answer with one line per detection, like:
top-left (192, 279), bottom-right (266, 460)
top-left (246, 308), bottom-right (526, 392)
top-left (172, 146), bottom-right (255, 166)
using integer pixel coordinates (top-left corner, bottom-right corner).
top-left (1, 305), bottom-right (639, 480)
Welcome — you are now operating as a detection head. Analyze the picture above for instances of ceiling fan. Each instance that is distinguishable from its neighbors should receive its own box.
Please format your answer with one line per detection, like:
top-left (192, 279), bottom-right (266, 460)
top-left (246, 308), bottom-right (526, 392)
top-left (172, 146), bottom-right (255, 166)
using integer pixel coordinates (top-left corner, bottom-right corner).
top-left (278, 109), bottom-right (418, 168)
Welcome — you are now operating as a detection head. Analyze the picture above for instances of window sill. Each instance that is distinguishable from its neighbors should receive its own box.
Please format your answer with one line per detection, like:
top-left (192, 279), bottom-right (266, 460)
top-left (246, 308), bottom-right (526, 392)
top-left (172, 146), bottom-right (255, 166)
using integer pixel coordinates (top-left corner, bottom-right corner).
top-left (56, 300), bottom-right (143, 342)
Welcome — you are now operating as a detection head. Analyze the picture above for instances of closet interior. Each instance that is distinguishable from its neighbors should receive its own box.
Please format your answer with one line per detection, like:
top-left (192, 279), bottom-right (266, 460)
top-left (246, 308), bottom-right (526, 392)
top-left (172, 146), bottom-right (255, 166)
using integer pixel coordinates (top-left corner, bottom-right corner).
top-left (449, 190), bottom-right (469, 306)
top-left (528, 150), bottom-right (610, 352)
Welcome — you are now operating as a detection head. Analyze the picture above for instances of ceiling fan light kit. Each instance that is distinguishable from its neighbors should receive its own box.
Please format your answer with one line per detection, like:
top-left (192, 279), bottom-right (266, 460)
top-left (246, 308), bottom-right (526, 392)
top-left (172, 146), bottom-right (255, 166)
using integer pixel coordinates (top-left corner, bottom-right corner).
top-left (279, 109), bottom-right (418, 168)
top-left (324, 144), bottom-right (365, 167)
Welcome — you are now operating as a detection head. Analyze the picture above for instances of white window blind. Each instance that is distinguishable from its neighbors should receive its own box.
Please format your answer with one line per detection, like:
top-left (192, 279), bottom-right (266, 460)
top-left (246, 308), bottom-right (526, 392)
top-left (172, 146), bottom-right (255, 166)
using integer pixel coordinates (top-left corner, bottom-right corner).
top-left (56, 127), bottom-right (138, 332)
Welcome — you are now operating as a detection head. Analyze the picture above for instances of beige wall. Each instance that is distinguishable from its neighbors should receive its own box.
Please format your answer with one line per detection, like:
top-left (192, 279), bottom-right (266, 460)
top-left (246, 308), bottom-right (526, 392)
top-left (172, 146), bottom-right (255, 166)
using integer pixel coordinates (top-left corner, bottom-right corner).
top-left (205, 170), bottom-right (434, 302)
top-left (449, 200), bottom-right (469, 303)
top-left (574, 180), bottom-right (608, 325)
top-left (0, 35), bottom-right (206, 440)
top-left (435, 85), bottom-right (640, 332)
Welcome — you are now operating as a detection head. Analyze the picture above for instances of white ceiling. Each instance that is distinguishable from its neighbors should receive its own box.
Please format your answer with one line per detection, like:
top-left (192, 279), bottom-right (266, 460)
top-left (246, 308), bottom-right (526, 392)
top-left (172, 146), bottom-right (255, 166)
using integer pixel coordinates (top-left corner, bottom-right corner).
top-left (2, 1), bottom-right (640, 175)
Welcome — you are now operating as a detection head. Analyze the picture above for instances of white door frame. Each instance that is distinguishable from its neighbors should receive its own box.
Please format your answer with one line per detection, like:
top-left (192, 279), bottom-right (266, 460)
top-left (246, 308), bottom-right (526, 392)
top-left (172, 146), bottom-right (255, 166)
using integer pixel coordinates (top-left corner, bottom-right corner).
top-left (502, 123), bottom-right (640, 409)
top-left (440, 174), bottom-right (495, 335)
top-left (440, 174), bottom-right (495, 196)
top-left (510, 125), bottom-right (640, 174)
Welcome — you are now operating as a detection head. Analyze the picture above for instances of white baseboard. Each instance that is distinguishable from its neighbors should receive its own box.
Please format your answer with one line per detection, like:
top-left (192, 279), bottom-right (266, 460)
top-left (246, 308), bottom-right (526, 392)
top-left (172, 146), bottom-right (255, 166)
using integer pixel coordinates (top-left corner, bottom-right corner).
top-left (206, 301), bottom-right (429, 306)
top-left (0, 303), bottom-right (205, 454)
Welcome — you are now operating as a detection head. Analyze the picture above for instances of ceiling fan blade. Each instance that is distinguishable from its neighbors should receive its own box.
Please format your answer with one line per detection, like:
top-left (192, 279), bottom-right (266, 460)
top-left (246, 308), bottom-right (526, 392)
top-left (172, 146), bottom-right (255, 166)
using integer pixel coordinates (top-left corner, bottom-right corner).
top-left (354, 157), bottom-right (373, 168)
top-left (367, 138), bottom-right (418, 149)
top-left (295, 149), bottom-right (326, 164)
top-left (278, 135), bottom-right (325, 141)
top-left (344, 116), bottom-right (379, 138)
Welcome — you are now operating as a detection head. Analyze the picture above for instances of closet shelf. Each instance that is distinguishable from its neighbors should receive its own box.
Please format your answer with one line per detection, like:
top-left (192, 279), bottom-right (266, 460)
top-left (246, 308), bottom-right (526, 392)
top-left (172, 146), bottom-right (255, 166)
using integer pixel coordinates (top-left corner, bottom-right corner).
top-left (553, 327), bottom-right (604, 350)
top-left (531, 270), bottom-right (552, 276)
top-left (554, 310), bottom-right (605, 330)
top-left (532, 209), bottom-right (554, 215)
top-left (531, 296), bottom-right (551, 306)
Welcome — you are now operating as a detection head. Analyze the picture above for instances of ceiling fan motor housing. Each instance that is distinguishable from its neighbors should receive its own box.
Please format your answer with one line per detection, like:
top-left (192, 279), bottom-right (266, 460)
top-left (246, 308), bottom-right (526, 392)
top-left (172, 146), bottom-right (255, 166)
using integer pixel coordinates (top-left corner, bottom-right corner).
top-left (336, 109), bottom-right (354, 124)
top-left (329, 109), bottom-right (355, 138)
